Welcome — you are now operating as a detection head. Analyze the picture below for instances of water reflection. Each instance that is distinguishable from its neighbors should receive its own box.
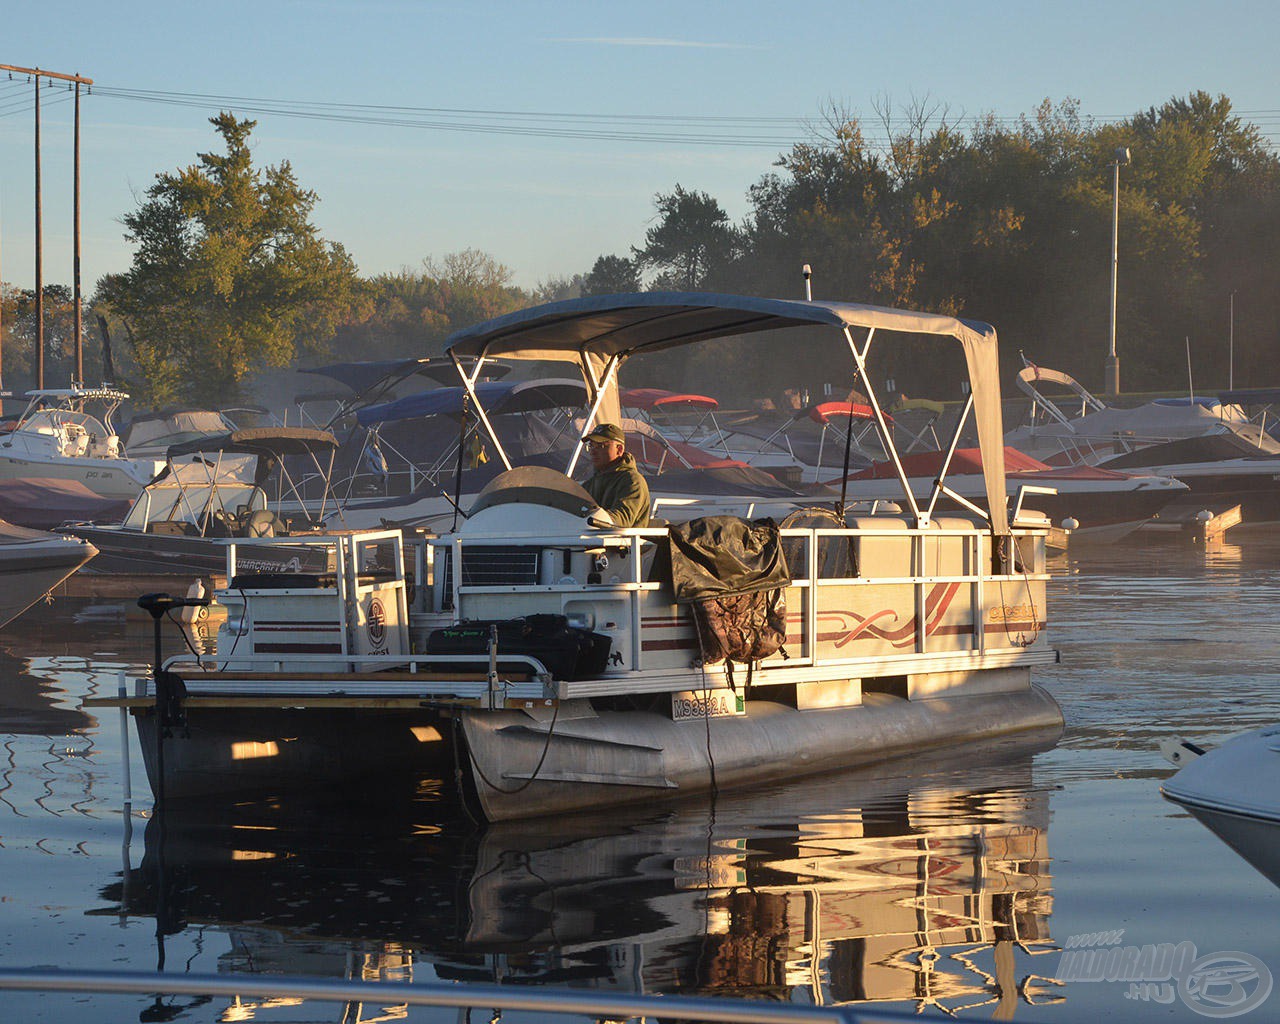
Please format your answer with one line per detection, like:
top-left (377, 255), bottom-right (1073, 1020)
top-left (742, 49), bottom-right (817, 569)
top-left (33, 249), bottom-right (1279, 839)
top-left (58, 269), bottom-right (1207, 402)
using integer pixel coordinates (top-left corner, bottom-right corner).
top-left (104, 731), bottom-right (1063, 1020)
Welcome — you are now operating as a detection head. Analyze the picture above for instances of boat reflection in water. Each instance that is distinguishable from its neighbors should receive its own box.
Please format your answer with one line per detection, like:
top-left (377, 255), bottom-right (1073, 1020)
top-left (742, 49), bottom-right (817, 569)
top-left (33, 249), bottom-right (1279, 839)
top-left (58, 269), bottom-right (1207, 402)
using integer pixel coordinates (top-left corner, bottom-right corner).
top-left (106, 731), bottom-right (1063, 1020)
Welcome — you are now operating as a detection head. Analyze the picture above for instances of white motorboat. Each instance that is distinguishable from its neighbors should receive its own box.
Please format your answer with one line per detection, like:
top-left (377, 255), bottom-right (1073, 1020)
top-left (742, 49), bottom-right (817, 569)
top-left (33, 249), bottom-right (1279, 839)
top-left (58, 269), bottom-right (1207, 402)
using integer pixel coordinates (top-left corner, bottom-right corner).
top-left (58, 427), bottom-right (341, 578)
top-left (91, 292), bottom-right (1064, 822)
top-left (1004, 360), bottom-right (1280, 525)
top-left (838, 445), bottom-right (1188, 543)
top-left (1003, 360), bottom-right (1259, 465)
top-left (0, 387), bottom-right (163, 507)
top-left (0, 519), bottom-right (97, 628)
top-left (1161, 726), bottom-right (1280, 887)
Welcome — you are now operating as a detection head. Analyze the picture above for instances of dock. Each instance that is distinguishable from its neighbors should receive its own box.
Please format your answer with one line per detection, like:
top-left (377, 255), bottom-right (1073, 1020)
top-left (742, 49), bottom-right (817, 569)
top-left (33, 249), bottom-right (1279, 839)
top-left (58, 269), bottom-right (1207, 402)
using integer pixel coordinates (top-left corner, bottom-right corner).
top-left (53, 572), bottom-right (225, 600)
top-left (1137, 502), bottom-right (1242, 547)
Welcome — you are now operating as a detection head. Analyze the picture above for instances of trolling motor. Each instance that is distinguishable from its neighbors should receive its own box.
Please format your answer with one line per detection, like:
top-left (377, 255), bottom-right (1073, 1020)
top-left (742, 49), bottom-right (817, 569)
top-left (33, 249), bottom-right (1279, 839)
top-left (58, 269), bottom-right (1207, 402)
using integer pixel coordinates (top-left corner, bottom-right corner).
top-left (136, 591), bottom-right (210, 972)
top-left (137, 592), bottom-right (212, 730)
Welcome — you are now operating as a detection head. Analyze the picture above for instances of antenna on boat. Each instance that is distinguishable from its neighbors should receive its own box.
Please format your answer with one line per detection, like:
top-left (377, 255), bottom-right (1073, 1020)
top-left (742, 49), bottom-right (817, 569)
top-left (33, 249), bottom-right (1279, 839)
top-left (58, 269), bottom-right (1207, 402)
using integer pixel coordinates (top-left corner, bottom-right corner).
top-left (802, 264), bottom-right (812, 301)
top-left (1186, 337), bottom-right (1195, 402)
top-left (453, 393), bottom-right (469, 531)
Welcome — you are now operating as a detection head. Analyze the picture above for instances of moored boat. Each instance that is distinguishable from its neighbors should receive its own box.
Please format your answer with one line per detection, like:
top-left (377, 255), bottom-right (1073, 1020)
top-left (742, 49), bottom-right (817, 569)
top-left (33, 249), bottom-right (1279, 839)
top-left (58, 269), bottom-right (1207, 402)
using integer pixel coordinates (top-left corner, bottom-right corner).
top-left (91, 292), bottom-right (1065, 821)
top-left (0, 519), bottom-right (97, 628)
top-left (0, 387), bottom-right (163, 508)
top-left (57, 427), bottom-right (340, 578)
top-left (1161, 726), bottom-right (1280, 886)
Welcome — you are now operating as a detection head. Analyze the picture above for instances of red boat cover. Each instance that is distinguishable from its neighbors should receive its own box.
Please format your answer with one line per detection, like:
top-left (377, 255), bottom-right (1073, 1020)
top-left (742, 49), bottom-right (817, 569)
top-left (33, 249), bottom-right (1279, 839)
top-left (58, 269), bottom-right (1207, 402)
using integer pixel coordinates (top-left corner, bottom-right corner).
top-left (807, 401), bottom-right (882, 424)
top-left (622, 388), bottom-right (719, 411)
top-left (847, 447), bottom-right (1142, 480)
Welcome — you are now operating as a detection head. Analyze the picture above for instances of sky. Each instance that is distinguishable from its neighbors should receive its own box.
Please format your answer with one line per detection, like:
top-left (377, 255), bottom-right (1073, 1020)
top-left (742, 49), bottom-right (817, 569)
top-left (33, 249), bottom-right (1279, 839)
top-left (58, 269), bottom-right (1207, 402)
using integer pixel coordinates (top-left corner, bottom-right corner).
top-left (2, 0), bottom-right (1278, 297)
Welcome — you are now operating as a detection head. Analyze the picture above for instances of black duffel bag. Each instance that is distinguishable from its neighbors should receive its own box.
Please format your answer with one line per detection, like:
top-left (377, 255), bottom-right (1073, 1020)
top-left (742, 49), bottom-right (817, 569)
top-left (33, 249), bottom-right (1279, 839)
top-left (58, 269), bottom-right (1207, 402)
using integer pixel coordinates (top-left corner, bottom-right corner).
top-left (426, 613), bottom-right (612, 681)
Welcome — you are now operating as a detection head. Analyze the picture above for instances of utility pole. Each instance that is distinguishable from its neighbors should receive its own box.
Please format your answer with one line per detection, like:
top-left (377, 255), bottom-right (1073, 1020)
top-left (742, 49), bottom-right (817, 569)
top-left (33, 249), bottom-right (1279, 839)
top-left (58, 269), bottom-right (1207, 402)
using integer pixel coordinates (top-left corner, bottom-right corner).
top-left (0, 64), bottom-right (94, 390)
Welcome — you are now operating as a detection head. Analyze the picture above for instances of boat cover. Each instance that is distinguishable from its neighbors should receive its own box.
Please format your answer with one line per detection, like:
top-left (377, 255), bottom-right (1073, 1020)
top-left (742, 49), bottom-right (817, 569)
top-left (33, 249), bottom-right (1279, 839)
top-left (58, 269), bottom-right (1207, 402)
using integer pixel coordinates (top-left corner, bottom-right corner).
top-left (166, 427), bottom-right (339, 460)
top-left (301, 357), bottom-right (509, 395)
top-left (445, 292), bottom-right (1009, 533)
top-left (0, 478), bottom-right (131, 529)
top-left (1100, 431), bottom-right (1280, 468)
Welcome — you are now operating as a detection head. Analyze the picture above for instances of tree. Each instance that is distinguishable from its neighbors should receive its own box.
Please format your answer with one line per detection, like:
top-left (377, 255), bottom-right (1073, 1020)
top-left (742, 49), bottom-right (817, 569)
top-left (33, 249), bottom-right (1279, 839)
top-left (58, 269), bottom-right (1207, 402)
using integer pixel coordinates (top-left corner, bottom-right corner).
top-left (582, 254), bottom-right (640, 296)
top-left (633, 186), bottom-right (741, 290)
top-left (324, 250), bottom-right (528, 362)
top-left (96, 113), bottom-right (366, 406)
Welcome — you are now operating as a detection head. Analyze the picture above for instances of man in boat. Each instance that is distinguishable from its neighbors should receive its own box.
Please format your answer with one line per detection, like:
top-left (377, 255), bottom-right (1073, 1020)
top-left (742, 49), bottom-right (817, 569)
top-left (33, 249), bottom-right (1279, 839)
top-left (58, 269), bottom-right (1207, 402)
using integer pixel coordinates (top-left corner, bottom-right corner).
top-left (581, 422), bottom-right (651, 528)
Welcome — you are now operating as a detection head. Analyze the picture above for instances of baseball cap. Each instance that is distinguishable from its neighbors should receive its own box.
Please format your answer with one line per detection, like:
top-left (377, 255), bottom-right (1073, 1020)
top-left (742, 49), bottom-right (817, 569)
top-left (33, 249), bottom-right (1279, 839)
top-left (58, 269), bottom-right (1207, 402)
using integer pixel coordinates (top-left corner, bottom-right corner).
top-left (582, 423), bottom-right (625, 445)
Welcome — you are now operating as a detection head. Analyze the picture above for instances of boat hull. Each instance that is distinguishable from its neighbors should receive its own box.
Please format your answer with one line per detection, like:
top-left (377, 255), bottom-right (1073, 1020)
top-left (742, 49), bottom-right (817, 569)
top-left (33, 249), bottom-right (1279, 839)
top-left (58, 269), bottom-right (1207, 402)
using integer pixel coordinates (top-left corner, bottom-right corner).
top-left (59, 524), bottom-right (331, 577)
top-left (0, 453), bottom-right (156, 501)
top-left (134, 706), bottom-right (455, 800)
top-left (129, 683), bottom-right (1063, 817)
top-left (461, 684), bottom-right (1064, 820)
top-left (0, 526), bottom-right (97, 627)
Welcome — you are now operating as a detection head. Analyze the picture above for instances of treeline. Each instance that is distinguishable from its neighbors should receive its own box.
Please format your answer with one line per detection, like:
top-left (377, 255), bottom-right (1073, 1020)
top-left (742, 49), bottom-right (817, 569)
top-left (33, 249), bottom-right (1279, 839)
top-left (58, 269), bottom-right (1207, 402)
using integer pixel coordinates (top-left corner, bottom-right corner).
top-left (2, 91), bottom-right (1276, 408)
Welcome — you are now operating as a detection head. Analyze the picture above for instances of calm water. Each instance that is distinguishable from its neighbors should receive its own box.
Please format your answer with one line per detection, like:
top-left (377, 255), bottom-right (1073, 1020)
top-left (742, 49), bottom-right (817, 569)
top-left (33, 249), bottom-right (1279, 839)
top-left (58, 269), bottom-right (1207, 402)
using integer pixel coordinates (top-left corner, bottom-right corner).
top-left (1, 536), bottom-right (1279, 1022)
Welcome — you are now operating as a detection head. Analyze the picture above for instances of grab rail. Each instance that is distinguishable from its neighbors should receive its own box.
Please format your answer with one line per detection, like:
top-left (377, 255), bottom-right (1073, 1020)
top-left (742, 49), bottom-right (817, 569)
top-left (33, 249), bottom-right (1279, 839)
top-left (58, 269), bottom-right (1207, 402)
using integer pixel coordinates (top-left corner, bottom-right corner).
top-left (0, 968), bottom-right (963, 1024)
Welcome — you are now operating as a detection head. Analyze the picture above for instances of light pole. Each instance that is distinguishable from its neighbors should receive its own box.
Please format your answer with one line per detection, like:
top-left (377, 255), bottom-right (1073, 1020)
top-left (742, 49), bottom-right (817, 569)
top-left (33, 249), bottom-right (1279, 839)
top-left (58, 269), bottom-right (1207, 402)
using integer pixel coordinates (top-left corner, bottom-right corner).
top-left (1106, 146), bottom-right (1130, 397)
top-left (1229, 290), bottom-right (1236, 391)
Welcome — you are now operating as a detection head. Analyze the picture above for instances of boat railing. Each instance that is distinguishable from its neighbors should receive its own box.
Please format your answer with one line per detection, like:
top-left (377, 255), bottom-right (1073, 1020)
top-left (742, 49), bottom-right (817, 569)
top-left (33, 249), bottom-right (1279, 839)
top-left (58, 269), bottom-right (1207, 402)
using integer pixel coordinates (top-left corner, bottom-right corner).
top-left (0, 968), bottom-right (954, 1024)
top-left (150, 521), bottom-right (1052, 704)
top-left (422, 518), bottom-right (1052, 687)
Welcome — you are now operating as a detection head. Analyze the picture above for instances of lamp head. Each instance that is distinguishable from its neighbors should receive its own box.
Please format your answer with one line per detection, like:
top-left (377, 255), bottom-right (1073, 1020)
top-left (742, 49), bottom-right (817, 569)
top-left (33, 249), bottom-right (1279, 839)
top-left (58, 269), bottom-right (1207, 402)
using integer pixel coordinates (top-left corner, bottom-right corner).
top-left (1115, 146), bottom-right (1131, 166)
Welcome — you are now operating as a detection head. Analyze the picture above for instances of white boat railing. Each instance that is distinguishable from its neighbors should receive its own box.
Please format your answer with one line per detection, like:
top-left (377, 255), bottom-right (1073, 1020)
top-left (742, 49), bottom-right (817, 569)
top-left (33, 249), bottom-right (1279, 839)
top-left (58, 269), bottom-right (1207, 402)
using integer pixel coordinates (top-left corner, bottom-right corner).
top-left (0, 968), bottom-right (971, 1023)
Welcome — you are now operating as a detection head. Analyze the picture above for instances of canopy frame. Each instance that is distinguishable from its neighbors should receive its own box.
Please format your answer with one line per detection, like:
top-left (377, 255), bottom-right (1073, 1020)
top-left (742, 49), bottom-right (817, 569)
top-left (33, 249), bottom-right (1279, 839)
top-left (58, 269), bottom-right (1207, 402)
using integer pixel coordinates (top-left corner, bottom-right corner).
top-left (443, 292), bottom-right (1009, 533)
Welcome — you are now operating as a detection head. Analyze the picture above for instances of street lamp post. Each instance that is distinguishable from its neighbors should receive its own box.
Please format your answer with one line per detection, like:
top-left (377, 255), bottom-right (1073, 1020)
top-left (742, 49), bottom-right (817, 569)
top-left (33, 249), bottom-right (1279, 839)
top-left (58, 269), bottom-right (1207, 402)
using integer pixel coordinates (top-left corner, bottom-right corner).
top-left (1106, 146), bottom-right (1131, 397)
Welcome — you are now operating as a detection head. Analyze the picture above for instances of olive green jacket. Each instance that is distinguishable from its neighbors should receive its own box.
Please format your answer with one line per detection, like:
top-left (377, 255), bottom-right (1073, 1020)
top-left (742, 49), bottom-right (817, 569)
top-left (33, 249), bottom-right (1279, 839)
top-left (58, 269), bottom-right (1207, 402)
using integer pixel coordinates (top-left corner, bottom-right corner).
top-left (583, 452), bottom-right (651, 528)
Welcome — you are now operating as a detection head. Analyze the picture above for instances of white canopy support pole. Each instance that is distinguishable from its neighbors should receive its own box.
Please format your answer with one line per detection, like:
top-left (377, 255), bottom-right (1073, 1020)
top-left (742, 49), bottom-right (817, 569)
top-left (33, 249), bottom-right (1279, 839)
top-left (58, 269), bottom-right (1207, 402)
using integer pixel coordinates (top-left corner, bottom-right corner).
top-left (933, 482), bottom-right (989, 520)
top-left (844, 326), bottom-right (923, 523)
top-left (925, 392), bottom-right (989, 524)
top-left (566, 353), bottom-right (622, 477)
top-left (450, 351), bottom-right (512, 471)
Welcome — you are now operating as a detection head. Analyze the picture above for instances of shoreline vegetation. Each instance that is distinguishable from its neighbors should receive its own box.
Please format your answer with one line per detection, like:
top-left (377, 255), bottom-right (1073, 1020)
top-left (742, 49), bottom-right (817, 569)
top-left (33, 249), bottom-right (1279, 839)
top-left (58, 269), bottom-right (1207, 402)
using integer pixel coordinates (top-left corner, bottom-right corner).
top-left (1, 91), bottom-right (1277, 409)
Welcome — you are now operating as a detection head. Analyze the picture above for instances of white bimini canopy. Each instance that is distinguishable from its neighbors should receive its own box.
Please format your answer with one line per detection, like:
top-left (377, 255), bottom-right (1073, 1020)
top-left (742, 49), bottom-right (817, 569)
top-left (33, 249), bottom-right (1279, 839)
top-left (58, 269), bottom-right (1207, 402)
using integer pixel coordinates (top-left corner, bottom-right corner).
top-left (444, 292), bottom-right (1008, 532)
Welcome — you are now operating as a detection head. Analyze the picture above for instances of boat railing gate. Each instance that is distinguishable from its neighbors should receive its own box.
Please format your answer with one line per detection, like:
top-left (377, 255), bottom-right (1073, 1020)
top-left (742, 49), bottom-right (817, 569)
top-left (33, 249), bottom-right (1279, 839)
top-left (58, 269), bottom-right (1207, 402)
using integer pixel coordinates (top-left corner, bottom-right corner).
top-left (0, 968), bottom-right (968, 1024)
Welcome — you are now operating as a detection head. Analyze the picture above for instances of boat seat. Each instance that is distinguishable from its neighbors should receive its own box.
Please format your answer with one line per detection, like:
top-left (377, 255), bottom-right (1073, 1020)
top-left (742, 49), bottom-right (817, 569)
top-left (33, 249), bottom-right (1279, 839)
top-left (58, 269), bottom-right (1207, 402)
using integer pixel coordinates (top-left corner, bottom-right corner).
top-left (240, 510), bottom-right (286, 538)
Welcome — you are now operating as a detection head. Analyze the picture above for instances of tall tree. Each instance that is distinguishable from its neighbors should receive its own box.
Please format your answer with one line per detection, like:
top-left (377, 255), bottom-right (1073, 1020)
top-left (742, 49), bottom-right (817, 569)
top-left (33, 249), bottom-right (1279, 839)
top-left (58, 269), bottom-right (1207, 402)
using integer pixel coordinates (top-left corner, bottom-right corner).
top-left (633, 186), bottom-right (740, 290)
top-left (581, 254), bottom-right (640, 296)
top-left (96, 113), bottom-right (366, 406)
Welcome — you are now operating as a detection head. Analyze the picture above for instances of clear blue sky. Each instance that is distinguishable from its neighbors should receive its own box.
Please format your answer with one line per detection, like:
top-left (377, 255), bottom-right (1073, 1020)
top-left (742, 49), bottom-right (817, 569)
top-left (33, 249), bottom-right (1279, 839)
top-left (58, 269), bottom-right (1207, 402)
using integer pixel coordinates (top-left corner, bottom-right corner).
top-left (2, 0), bottom-right (1277, 296)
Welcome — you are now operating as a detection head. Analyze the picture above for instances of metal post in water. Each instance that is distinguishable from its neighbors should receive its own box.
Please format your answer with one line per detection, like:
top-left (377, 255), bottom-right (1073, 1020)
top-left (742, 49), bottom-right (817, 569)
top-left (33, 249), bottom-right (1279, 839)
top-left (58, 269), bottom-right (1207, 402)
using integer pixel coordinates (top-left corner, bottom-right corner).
top-left (73, 79), bottom-right (83, 384)
top-left (117, 672), bottom-right (131, 804)
top-left (34, 71), bottom-right (43, 389)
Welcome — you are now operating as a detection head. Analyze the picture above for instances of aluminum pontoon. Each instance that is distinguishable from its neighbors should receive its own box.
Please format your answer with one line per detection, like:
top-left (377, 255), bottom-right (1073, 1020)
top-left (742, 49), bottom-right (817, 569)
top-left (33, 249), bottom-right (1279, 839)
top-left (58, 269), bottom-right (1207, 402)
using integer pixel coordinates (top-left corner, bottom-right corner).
top-left (89, 293), bottom-right (1064, 821)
